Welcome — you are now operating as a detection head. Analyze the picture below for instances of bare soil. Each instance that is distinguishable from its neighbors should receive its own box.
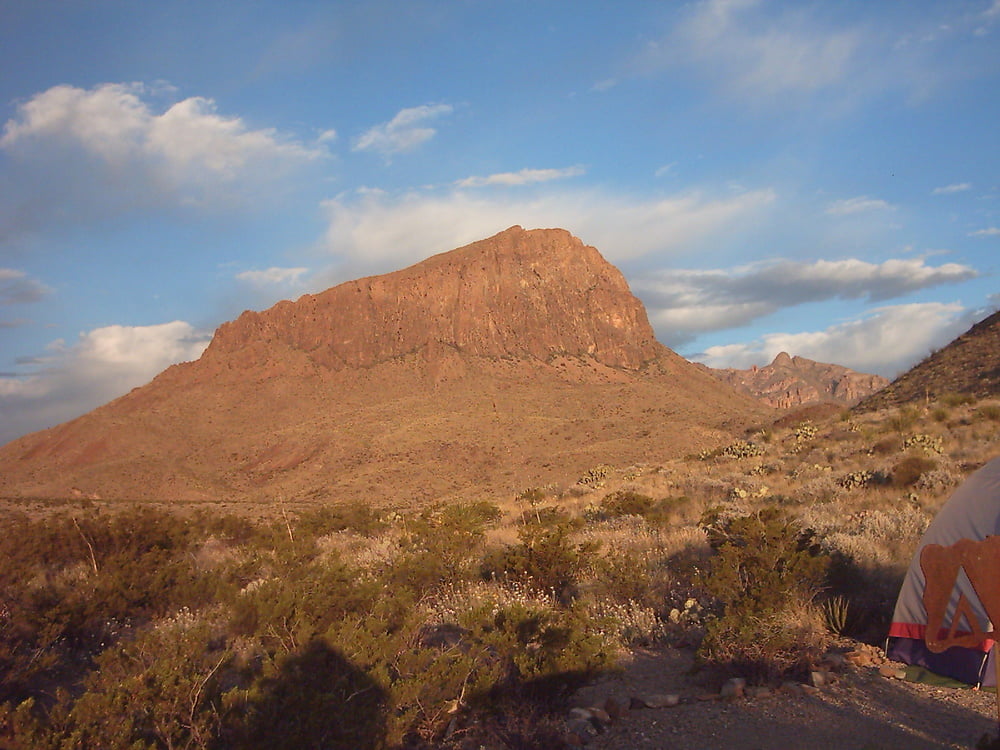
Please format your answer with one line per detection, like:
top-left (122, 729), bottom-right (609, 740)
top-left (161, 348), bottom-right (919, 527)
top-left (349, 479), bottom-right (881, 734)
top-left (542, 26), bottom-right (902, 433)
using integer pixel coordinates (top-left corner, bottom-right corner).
top-left (572, 646), bottom-right (998, 749)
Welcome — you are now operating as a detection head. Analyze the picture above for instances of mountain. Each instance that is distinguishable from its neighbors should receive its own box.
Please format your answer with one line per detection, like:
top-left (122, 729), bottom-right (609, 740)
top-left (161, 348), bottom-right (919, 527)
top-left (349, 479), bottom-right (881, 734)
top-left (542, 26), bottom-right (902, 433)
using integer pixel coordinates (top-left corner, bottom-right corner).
top-left (855, 308), bottom-right (1000, 412)
top-left (706, 352), bottom-right (889, 409)
top-left (0, 226), bottom-right (772, 506)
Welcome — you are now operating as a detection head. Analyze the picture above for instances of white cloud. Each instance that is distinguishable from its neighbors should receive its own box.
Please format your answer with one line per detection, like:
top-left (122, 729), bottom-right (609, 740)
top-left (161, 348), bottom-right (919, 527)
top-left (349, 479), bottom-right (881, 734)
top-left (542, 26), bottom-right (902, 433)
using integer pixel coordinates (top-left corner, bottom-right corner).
top-left (636, 1), bottom-right (995, 109)
top-left (236, 266), bottom-right (309, 288)
top-left (352, 104), bottom-right (453, 156)
top-left (637, 257), bottom-right (978, 346)
top-left (0, 268), bottom-right (49, 306)
top-left (932, 182), bottom-right (972, 195)
top-left (0, 320), bottom-right (210, 443)
top-left (0, 82), bottom-right (327, 238)
top-left (317, 185), bottom-right (776, 273)
top-left (456, 166), bottom-right (585, 188)
top-left (641, 0), bottom-right (862, 100)
top-left (692, 302), bottom-right (969, 376)
top-left (825, 196), bottom-right (893, 215)
top-left (969, 227), bottom-right (1000, 236)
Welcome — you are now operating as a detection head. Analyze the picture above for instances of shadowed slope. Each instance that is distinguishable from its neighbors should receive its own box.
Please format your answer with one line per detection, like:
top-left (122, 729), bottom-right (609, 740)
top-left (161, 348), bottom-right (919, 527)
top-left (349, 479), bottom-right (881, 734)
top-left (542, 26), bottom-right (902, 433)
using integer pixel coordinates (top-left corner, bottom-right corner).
top-left (856, 309), bottom-right (1000, 412)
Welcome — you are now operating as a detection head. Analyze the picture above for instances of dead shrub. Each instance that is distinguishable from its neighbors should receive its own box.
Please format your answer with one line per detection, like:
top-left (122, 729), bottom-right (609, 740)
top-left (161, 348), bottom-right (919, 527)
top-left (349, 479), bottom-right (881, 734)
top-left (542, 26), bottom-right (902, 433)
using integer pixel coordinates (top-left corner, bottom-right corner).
top-left (891, 456), bottom-right (938, 487)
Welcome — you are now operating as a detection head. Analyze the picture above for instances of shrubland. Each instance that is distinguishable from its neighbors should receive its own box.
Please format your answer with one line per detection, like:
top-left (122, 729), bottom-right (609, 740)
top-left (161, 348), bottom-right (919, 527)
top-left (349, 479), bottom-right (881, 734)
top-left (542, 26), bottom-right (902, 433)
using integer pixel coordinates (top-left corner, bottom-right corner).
top-left (1, 394), bottom-right (998, 748)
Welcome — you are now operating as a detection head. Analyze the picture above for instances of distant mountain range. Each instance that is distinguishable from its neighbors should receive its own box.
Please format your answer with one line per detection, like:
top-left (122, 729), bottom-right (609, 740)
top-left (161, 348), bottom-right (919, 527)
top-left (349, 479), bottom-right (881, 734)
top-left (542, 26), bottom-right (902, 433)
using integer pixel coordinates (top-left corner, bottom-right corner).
top-left (705, 352), bottom-right (888, 410)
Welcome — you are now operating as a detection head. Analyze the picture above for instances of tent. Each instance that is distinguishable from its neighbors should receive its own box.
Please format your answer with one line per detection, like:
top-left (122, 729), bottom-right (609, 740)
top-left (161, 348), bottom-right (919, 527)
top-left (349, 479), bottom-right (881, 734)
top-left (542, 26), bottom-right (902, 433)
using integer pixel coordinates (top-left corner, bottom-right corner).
top-left (887, 456), bottom-right (1000, 686)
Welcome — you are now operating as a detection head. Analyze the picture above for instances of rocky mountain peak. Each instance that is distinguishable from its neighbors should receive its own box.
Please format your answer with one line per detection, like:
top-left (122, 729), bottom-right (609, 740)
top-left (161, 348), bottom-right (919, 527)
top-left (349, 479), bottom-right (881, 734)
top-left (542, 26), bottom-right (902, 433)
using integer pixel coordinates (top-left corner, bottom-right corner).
top-left (202, 226), bottom-right (662, 374)
top-left (707, 353), bottom-right (888, 409)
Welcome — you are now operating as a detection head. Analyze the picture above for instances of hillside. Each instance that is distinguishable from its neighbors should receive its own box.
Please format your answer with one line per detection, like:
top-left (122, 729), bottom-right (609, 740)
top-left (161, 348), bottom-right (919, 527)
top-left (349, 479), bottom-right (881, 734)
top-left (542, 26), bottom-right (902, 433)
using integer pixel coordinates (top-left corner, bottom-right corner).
top-left (707, 352), bottom-right (888, 409)
top-left (0, 226), bottom-right (772, 505)
top-left (856, 308), bottom-right (1000, 412)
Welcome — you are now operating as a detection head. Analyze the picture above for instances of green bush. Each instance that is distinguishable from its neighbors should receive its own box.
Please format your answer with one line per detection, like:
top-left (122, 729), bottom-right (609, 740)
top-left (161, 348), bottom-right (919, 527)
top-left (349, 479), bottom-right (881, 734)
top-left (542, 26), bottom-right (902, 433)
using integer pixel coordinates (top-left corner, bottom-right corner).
top-left (0, 504), bottom-right (618, 749)
top-left (483, 516), bottom-right (598, 600)
top-left (696, 507), bottom-right (830, 681)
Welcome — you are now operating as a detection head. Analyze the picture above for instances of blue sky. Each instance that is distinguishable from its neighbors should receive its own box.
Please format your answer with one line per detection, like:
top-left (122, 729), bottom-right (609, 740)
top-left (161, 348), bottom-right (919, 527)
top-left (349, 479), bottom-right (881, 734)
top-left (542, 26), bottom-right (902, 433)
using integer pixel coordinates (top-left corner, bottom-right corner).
top-left (1, 0), bottom-right (998, 444)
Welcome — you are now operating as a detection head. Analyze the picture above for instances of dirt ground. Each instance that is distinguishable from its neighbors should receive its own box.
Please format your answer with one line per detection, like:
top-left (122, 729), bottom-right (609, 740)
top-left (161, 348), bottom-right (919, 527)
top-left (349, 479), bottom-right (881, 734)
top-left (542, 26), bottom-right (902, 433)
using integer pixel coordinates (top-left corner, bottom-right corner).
top-left (571, 646), bottom-right (999, 750)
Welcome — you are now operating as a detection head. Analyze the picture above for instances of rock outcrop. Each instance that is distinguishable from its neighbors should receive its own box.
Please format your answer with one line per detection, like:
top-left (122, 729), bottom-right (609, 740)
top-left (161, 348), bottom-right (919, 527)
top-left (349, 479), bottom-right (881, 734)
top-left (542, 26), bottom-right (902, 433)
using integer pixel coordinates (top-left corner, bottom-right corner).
top-left (0, 226), bottom-right (772, 505)
top-left (707, 352), bottom-right (888, 409)
top-left (204, 226), bottom-right (661, 372)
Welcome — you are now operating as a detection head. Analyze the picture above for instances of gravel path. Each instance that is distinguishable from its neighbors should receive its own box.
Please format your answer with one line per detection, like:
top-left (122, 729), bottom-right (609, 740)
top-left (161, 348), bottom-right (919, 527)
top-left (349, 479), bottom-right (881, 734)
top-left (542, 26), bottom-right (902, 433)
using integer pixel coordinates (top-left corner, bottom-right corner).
top-left (571, 646), bottom-right (999, 749)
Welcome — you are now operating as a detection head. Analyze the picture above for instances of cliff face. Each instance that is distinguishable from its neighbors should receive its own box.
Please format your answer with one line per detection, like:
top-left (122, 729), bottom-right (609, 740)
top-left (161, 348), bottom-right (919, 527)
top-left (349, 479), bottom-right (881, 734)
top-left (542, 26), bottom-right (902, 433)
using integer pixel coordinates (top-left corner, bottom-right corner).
top-left (709, 352), bottom-right (889, 409)
top-left (0, 226), bottom-right (772, 505)
top-left (203, 226), bottom-right (662, 372)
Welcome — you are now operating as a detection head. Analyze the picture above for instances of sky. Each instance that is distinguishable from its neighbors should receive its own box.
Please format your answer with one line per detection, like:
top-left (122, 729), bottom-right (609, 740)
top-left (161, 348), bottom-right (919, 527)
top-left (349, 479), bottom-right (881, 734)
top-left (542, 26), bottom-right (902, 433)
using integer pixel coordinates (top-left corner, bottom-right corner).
top-left (1, 0), bottom-right (998, 444)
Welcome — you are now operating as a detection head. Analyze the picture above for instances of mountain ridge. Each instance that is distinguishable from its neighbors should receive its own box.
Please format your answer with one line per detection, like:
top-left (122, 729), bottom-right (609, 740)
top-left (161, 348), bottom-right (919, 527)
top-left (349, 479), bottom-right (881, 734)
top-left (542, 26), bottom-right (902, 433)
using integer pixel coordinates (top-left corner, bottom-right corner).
top-left (0, 226), bottom-right (771, 505)
top-left (707, 352), bottom-right (889, 409)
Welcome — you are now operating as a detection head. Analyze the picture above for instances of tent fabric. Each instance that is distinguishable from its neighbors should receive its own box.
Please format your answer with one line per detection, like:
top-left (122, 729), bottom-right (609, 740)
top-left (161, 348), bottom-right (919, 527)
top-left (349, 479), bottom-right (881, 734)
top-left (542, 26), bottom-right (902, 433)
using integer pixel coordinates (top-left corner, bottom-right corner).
top-left (887, 456), bottom-right (1000, 686)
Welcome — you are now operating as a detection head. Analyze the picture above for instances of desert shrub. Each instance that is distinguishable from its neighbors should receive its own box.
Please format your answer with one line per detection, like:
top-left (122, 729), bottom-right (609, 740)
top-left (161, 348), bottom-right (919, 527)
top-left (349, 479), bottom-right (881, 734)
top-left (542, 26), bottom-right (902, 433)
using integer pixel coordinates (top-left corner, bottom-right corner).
top-left (891, 455), bottom-right (938, 487)
top-left (482, 515), bottom-right (598, 600)
top-left (914, 468), bottom-right (959, 493)
top-left (5, 615), bottom-right (233, 750)
top-left (941, 392), bottom-right (976, 407)
top-left (597, 489), bottom-right (654, 517)
top-left (696, 507), bottom-right (829, 681)
top-left (296, 500), bottom-right (387, 537)
top-left (975, 404), bottom-right (1000, 422)
top-left (586, 491), bottom-right (688, 527)
top-left (225, 638), bottom-right (388, 750)
top-left (887, 406), bottom-right (921, 433)
top-left (231, 555), bottom-right (379, 650)
top-left (0, 506), bottom-right (620, 750)
top-left (387, 502), bottom-right (502, 594)
top-left (870, 436), bottom-right (901, 455)
top-left (820, 595), bottom-right (852, 636)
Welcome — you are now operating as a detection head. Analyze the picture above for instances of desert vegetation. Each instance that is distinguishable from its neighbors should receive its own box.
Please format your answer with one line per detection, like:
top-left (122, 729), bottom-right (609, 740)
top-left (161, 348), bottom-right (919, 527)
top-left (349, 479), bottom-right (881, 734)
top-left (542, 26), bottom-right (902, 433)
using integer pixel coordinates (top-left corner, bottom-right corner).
top-left (1, 394), bottom-right (999, 749)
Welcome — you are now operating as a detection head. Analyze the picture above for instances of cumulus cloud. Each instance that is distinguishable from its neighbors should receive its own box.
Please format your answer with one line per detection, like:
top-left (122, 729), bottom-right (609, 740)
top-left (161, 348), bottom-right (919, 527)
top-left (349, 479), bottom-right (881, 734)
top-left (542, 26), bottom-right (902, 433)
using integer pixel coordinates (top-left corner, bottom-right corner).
top-left (317, 185), bottom-right (776, 274)
top-left (0, 268), bottom-right (49, 307)
top-left (352, 104), bottom-right (453, 156)
top-left (969, 227), bottom-right (1000, 237)
top-left (236, 266), bottom-right (309, 288)
top-left (637, 257), bottom-right (978, 346)
top-left (0, 320), bottom-right (210, 443)
top-left (0, 82), bottom-right (327, 240)
top-left (692, 302), bottom-right (971, 376)
top-left (456, 166), bottom-right (585, 188)
top-left (825, 196), bottom-right (893, 215)
top-left (932, 182), bottom-right (972, 195)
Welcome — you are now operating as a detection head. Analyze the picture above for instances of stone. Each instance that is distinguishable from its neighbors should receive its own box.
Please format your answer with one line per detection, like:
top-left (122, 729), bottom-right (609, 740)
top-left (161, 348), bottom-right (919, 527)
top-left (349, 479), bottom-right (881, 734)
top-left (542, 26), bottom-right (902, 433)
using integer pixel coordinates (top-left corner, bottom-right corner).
top-left (633, 693), bottom-right (680, 708)
top-left (587, 707), bottom-right (612, 725)
top-left (821, 652), bottom-right (848, 670)
top-left (604, 697), bottom-right (624, 720)
top-left (720, 677), bottom-right (747, 698)
top-left (746, 686), bottom-right (772, 698)
top-left (810, 670), bottom-right (831, 687)
top-left (879, 664), bottom-right (907, 680)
